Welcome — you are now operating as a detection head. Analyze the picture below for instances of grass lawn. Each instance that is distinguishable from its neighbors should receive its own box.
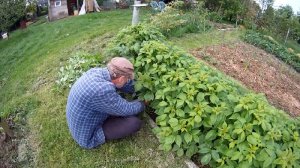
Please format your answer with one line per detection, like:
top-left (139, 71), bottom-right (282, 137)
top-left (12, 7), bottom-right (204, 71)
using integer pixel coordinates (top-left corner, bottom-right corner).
top-left (169, 29), bottom-right (244, 51)
top-left (284, 39), bottom-right (300, 54)
top-left (0, 9), bottom-right (187, 167)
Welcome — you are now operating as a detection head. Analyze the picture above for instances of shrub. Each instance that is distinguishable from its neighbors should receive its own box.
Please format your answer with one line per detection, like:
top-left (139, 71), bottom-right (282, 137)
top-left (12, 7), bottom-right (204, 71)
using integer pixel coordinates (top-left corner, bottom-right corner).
top-left (243, 31), bottom-right (300, 72)
top-left (0, 0), bottom-right (26, 32)
top-left (106, 24), bottom-right (300, 167)
top-left (56, 52), bottom-right (103, 90)
top-left (150, 1), bottom-right (210, 37)
top-left (105, 24), bottom-right (165, 58)
top-left (208, 11), bottom-right (223, 23)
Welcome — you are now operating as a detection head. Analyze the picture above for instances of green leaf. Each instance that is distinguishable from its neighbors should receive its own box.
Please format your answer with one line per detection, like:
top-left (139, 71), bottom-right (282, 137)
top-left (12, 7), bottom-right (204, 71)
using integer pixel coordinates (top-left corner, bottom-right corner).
top-left (199, 147), bottom-right (210, 154)
top-left (178, 82), bottom-right (185, 87)
top-left (168, 118), bottom-right (178, 127)
top-left (205, 130), bottom-right (217, 141)
top-left (178, 93), bottom-right (187, 100)
top-left (156, 54), bottom-right (163, 61)
top-left (175, 109), bottom-right (185, 117)
top-left (211, 150), bottom-right (220, 161)
top-left (163, 143), bottom-right (172, 151)
top-left (231, 151), bottom-right (241, 160)
top-left (196, 93), bottom-right (205, 102)
top-left (184, 132), bottom-right (192, 143)
top-left (210, 94), bottom-right (219, 104)
top-left (233, 128), bottom-right (243, 134)
top-left (195, 115), bottom-right (201, 123)
top-left (165, 135), bottom-right (176, 144)
top-left (227, 94), bottom-right (238, 102)
top-left (156, 114), bottom-right (167, 122)
top-left (247, 135), bottom-right (257, 145)
top-left (135, 82), bottom-right (143, 91)
top-left (238, 131), bottom-right (246, 143)
top-left (176, 100), bottom-right (185, 108)
top-left (234, 104), bottom-right (243, 112)
top-left (263, 157), bottom-right (273, 167)
top-left (210, 114), bottom-right (217, 125)
top-left (177, 148), bottom-right (184, 157)
top-left (201, 154), bottom-right (211, 165)
top-left (159, 101), bottom-right (168, 107)
top-left (175, 135), bottom-right (182, 147)
top-left (144, 92), bottom-right (154, 101)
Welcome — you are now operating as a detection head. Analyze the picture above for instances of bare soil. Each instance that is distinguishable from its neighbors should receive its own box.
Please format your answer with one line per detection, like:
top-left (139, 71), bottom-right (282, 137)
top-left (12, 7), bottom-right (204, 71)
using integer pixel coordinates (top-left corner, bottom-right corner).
top-left (191, 42), bottom-right (300, 116)
top-left (0, 118), bottom-right (17, 168)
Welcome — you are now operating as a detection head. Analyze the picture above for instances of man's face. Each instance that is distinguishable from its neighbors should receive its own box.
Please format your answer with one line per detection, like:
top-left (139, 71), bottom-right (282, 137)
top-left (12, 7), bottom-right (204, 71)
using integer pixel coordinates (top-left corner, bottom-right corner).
top-left (115, 76), bottom-right (130, 88)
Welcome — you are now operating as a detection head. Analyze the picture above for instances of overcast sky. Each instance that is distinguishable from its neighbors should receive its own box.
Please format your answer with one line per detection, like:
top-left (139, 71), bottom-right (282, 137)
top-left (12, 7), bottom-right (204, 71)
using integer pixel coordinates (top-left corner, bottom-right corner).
top-left (255, 0), bottom-right (300, 14)
top-left (272, 0), bottom-right (300, 14)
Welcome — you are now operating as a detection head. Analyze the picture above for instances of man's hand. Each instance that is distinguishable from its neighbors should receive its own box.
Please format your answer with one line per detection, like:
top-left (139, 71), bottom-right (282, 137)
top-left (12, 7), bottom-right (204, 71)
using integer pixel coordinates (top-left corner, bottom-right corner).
top-left (144, 101), bottom-right (150, 106)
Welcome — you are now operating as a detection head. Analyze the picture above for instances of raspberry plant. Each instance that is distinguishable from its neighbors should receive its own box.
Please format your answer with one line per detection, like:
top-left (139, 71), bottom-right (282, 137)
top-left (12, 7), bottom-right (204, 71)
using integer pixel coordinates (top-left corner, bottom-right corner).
top-left (106, 24), bottom-right (300, 168)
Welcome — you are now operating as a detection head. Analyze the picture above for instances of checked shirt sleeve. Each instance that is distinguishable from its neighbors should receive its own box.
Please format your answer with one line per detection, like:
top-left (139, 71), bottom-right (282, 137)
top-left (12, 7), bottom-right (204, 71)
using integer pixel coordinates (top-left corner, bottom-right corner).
top-left (118, 80), bottom-right (135, 94)
top-left (92, 87), bottom-right (145, 116)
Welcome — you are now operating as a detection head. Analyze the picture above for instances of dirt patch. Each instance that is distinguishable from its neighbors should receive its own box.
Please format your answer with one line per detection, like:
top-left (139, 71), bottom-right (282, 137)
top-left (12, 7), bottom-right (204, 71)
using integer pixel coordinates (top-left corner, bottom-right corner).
top-left (0, 118), bottom-right (17, 168)
top-left (191, 42), bottom-right (300, 116)
top-left (0, 117), bottom-right (34, 168)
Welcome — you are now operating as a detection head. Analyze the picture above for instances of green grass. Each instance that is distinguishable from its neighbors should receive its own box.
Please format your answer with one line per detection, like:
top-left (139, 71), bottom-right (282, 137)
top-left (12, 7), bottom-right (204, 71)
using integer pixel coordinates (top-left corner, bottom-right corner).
top-left (169, 28), bottom-right (245, 51)
top-left (0, 9), bottom-right (186, 167)
top-left (284, 39), bottom-right (300, 54)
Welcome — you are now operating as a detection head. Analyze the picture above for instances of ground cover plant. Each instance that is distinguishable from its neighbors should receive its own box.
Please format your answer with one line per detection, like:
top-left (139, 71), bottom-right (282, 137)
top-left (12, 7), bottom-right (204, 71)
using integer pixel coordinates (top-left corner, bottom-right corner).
top-left (56, 52), bottom-right (104, 90)
top-left (243, 31), bottom-right (300, 72)
top-left (106, 23), bottom-right (300, 168)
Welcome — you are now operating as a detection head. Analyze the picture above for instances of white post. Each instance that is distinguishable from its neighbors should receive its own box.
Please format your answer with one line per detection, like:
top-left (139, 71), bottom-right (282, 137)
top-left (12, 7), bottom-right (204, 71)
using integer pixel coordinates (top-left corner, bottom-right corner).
top-left (284, 27), bottom-right (290, 45)
top-left (132, 1), bottom-right (141, 25)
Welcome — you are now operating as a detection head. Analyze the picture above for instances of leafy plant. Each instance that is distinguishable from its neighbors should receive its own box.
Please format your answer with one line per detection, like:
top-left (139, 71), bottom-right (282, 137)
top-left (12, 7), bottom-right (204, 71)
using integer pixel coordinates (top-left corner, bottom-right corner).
top-left (0, 0), bottom-right (26, 32)
top-left (243, 31), bottom-right (300, 72)
top-left (150, 1), bottom-right (210, 37)
top-left (56, 52), bottom-right (103, 90)
top-left (106, 24), bottom-right (300, 167)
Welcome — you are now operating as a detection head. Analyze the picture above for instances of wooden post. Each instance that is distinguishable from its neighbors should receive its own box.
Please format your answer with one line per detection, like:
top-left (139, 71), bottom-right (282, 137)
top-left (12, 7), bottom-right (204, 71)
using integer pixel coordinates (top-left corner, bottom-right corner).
top-left (0, 117), bottom-right (14, 138)
top-left (284, 27), bottom-right (290, 45)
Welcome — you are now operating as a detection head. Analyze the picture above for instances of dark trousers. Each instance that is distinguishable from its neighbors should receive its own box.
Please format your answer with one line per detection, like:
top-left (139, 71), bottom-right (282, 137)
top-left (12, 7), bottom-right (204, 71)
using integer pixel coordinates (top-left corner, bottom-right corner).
top-left (102, 116), bottom-right (142, 141)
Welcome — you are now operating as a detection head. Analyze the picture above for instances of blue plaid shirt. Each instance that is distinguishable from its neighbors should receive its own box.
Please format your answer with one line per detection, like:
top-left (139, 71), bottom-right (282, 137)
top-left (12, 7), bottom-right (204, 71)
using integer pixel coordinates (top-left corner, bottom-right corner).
top-left (66, 67), bottom-right (144, 149)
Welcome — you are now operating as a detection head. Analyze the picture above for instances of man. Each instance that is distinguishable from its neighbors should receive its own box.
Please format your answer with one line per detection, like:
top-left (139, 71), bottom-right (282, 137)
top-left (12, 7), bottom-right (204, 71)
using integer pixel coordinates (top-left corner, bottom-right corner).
top-left (66, 57), bottom-right (145, 149)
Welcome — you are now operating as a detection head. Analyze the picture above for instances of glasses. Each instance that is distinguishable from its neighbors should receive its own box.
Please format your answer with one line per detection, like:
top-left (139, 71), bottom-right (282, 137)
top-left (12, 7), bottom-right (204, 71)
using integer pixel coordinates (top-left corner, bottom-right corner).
top-left (126, 77), bottom-right (132, 84)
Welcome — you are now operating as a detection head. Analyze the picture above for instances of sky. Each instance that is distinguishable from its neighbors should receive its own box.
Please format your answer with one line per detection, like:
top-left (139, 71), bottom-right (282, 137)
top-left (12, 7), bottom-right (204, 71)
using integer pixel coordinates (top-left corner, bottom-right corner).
top-left (255, 0), bottom-right (300, 14)
top-left (272, 0), bottom-right (300, 14)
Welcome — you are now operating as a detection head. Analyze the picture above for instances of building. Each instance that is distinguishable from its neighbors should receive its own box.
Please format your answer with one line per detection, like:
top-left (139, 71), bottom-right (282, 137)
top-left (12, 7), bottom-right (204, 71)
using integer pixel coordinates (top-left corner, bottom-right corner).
top-left (48, 0), bottom-right (69, 21)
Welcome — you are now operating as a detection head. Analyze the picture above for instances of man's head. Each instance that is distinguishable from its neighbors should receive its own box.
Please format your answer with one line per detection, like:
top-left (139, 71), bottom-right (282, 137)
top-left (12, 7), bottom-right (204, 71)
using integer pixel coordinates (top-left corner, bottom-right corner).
top-left (107, 57), bottom-right (134, 88)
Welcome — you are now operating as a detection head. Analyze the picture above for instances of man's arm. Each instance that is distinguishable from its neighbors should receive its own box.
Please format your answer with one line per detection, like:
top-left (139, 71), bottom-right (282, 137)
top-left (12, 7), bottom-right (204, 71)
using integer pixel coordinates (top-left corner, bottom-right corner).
top-left (118, 80), bottom-right (135, 94)
top-left (92, 88), bottom-right (145, 116)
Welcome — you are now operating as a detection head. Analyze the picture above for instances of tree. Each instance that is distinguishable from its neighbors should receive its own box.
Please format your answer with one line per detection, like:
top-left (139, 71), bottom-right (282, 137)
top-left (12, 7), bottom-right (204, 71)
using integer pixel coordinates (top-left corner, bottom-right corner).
top-left (258, 5), bottom-right (275, 29)
top-left (258, 0), bottom-right (273, 11)
top-left (274, 5), bottom-right (295, 38)
top-left (0, 0), bottom-right (26, 32)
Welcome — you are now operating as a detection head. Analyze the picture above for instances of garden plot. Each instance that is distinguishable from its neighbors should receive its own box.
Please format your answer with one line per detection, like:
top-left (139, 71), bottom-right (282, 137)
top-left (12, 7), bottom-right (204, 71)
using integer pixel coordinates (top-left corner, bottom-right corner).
top-left (191, 42), bottom-right (300, 116)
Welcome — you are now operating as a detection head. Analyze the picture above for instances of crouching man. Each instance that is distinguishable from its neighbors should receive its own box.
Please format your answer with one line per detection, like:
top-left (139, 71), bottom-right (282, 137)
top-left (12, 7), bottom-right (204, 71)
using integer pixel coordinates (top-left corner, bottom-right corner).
top-left (66, 57), bottom-right (145, 149)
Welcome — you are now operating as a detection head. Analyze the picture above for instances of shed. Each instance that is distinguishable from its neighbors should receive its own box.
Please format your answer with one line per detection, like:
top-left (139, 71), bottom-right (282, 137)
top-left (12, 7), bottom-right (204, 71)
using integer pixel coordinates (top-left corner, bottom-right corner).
top-left (48, 0), bottom-right (69, 21)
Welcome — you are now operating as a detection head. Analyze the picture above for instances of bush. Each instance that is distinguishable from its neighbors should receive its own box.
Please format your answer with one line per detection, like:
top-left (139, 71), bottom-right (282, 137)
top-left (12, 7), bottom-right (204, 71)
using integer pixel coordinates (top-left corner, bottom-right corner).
top-left (106, 23), bottom-right (300, 167)
top-left (150, 0), bottom-right (210, 37)
top-left (208, 11), bottom-right (223, 22)
top-left (56, 52), bottom-right (104, 90)
top-left (0, 0), bottom-right (26, 32)
top-left (243, 31), bottom-right (300, 72)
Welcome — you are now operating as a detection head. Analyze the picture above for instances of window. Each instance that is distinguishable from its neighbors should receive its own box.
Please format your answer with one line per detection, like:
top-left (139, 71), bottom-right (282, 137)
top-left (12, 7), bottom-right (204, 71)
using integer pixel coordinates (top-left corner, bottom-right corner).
top-left (55, 0), bottom-right (61, 7)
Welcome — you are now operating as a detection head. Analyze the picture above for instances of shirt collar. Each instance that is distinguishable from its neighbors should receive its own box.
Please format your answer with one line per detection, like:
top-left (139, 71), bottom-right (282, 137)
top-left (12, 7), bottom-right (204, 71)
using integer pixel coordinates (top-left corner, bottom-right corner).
top-left (102, 67), bottom-right (112, 82)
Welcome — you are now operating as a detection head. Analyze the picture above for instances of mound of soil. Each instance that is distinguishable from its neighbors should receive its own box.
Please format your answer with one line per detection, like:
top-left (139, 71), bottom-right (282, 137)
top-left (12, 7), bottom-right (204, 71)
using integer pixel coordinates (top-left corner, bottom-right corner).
top-left (191, 42), bottom-right (300, 116)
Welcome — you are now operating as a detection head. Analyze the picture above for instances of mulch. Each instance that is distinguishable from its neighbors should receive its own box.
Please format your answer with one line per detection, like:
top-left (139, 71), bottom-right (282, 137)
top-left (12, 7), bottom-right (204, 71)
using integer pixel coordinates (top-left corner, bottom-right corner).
top-left (191, 42), bottom-right (300, 117)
